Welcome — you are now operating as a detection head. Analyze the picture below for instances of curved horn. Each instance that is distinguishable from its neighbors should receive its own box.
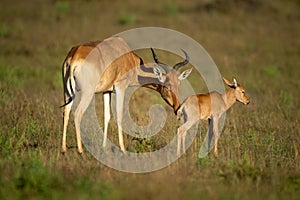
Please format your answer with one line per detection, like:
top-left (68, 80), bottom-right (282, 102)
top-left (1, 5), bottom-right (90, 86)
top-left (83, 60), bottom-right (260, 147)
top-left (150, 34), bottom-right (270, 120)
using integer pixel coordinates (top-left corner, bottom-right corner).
top-left (173, 49), bottom-right (189, 71)
top-left (150, 48), bottom-right (170, 73)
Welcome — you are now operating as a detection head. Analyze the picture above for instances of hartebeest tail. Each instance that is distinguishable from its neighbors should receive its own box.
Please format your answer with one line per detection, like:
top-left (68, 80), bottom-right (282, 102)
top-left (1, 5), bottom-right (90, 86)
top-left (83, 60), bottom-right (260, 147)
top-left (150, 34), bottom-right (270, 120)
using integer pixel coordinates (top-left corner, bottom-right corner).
top-left (61, 55), bottom-right (76, 108)
top-left (176, 77), bottom-right (250, 157)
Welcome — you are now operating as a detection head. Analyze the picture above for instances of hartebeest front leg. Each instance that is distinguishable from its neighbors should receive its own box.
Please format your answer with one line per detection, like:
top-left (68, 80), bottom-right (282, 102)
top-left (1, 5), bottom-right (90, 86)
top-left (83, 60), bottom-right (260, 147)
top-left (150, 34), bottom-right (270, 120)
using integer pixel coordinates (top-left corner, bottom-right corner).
top-left (115, 86), bottom-right (126, 152)
top-left (102, 92), bottom-right (111, 148)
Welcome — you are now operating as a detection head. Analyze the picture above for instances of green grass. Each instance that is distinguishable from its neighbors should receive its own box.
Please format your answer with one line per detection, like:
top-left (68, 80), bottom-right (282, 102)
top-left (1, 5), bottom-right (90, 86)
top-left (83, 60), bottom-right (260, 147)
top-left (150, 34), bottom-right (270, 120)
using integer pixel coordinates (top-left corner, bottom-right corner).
top-left (0, 24), bottom-right (9, 38)
top-left (118, 13), bottom-right (135, 25)
top-left (55, 1), bottom-right (70, 14)
top-left (0, 0), bottom-right (299, 199)
top-left (164, 2), bottom-right (178, 15)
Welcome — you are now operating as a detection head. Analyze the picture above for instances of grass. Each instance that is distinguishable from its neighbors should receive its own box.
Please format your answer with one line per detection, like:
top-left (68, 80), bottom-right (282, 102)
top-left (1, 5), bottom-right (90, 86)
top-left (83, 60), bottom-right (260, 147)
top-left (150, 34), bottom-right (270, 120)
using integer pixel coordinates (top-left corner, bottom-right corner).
top-left (164, 2), bottom-right (178, 15)
top-left (118, 13), bottom-right (135, 25)
top-left (55, 1), bottom-right (70, 14)
top-left (0, 0), bottom-right (299, 199)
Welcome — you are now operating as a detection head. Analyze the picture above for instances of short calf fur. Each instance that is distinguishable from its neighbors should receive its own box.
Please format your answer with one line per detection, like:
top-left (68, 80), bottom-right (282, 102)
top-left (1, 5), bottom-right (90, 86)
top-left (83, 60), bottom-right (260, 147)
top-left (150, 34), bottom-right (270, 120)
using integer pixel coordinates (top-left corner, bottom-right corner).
top-left (176, 77), bottom-right (250, 157)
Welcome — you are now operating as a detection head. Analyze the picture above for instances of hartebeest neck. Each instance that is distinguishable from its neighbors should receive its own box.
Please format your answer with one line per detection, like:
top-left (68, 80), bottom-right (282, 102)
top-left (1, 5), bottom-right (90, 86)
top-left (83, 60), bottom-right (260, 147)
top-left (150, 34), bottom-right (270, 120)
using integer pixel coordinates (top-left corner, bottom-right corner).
top-left (222, 88), bottom-right (237, 111)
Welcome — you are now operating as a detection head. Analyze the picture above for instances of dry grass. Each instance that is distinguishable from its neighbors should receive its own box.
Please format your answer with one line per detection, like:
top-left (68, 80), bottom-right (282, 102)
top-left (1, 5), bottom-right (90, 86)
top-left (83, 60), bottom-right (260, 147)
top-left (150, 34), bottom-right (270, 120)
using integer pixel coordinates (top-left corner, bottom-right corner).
top-left (0, 0), bottom-right (299, 199)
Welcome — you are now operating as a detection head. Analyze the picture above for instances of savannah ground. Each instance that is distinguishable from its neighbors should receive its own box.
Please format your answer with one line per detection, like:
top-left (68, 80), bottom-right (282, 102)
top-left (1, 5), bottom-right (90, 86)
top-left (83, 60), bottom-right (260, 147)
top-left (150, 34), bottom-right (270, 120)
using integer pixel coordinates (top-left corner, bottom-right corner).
top-left (0, 0), bottom-right (299, 199)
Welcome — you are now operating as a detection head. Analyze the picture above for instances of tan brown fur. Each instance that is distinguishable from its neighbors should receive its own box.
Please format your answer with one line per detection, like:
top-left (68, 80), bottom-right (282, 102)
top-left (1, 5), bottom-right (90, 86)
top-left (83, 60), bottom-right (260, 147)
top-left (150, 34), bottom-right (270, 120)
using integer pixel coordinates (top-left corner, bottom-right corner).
top-left (177, 77), bottom-right (250, 157)
top-left (61, 37), bottom-right (192, 153)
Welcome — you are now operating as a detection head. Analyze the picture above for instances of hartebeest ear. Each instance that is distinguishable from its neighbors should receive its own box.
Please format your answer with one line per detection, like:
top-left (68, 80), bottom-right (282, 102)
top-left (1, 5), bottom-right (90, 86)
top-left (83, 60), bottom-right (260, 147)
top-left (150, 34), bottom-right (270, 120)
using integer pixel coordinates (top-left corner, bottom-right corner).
top-left (223, 77), bottom-right (236, 88)
top-left (178, 68), bottom-right (192, 80)
top-left (153, 65), bottom-right (166, 83)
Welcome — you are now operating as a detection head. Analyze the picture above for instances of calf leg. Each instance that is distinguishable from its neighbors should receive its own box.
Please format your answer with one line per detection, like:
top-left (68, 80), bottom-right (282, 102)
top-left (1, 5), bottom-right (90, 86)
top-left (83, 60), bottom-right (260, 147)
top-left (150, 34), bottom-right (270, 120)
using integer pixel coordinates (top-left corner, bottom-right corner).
top-left (177, 119), bottom-right (197, 157)
top-left (213, 117), bottom-right (219, 157)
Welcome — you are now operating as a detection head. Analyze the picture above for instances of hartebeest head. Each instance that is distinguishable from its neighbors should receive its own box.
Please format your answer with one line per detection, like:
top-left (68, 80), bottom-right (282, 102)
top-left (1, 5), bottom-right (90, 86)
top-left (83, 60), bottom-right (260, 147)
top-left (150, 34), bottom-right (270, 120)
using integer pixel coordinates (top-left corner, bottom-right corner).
top-left (150, 48), bottom-right (192, 112)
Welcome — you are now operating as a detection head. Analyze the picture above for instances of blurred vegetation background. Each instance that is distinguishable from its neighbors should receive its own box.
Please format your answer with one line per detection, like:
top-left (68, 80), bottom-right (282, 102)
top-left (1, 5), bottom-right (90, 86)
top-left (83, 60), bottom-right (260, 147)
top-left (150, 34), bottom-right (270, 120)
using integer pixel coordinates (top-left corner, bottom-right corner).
top-left (0, 0), bottom-right (299, 199)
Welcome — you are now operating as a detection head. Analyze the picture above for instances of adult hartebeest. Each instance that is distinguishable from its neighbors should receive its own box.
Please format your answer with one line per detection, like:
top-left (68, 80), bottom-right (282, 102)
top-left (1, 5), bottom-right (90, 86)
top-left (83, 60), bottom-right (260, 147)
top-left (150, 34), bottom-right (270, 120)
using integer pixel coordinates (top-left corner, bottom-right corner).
top-left (176, 77), bottom-right (250, 157)
top-left (61, 36), bottom-right (192, 154)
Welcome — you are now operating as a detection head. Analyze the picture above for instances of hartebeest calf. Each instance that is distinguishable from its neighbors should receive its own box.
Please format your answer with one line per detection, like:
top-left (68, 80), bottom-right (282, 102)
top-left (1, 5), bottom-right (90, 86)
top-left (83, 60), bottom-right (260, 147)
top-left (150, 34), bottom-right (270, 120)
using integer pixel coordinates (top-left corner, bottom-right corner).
top-left (176, 77), bottom-right (250, 157)
top-left (61, 36), bottom-right (192, 154)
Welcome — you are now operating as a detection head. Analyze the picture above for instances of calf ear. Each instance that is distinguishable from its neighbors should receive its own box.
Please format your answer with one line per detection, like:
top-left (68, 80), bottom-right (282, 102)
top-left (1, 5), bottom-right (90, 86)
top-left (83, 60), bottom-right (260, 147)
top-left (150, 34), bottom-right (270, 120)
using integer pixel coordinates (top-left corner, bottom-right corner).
top-left (223, 77), bottom-right (234, 88)
top-left (153, 65), bottom-right (165, 83)
top-left (178, 68), bottom-right (192, 80)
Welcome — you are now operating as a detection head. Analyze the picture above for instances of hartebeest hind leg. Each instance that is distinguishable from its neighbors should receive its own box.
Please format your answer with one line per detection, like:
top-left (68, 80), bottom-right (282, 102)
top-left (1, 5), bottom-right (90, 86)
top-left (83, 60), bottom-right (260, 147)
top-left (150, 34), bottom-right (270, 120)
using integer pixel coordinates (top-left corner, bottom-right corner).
top-left (74, 91), bottom-right (95, 154)
top-left (62, 101), bottom-right (73, 153)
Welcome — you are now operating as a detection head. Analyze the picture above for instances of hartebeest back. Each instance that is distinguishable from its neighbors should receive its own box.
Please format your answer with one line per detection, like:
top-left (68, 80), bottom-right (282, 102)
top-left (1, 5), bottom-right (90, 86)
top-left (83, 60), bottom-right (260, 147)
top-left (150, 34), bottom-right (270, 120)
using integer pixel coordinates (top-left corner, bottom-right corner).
top-left (176, 77), bottom-right (250, 157)
top-left (61, 36), bottom-right (192, 153)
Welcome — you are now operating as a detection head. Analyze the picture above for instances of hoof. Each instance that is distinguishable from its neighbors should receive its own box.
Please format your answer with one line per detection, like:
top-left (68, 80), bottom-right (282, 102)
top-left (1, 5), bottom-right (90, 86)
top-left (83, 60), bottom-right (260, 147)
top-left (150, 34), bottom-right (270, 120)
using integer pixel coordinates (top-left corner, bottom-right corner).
top-left (78, 150), bottom-right (84, 155)
top-left (61, 149), bottom-right (66, 155)
top-left (120, 146), bottom-right (126, 153)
